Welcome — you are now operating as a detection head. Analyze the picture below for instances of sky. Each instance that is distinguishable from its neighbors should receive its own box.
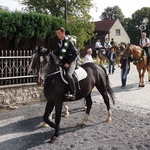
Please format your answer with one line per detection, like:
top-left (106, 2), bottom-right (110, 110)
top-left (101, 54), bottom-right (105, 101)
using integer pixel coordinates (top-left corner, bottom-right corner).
top-left (0, 0), bottom-right (150, 21)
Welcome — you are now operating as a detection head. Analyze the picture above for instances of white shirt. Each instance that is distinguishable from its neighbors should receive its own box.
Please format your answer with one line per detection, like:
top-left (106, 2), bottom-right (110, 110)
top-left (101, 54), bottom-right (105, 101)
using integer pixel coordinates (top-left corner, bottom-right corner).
top-left (95, 41), bottom-right (103, 49)
top-left (104, 42), bottom-right (111, 49)
top-left (110, 53), bottom-right (113, 60)
top-left (84, 54), bottom-right (93, 62)
top-left (140, 37), bottom-right (150, 47)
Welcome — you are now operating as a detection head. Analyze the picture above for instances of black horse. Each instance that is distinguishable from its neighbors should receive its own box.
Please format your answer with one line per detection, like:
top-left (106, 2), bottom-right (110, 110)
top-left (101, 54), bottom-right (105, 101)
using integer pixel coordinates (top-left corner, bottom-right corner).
top-left (28, 48), bottom-right (116, 143)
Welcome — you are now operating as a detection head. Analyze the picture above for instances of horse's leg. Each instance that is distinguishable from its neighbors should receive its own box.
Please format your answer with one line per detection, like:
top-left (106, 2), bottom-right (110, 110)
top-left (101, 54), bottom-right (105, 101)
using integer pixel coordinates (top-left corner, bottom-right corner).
top-left (147, 66), bottom-right (150, 81)
top-left (138, 70), bottom-right (142, 87)
top-left (83, 98), bottom-right (87, 111)
top-left (43, 101), bottom-right (56, 129)
top-left (95, 84), bottom-right (112, 122)
top-left (141, 68), bottom-right (146, 87)
top-left (77, 93), bottom-right (92, 127)
top-left (96, 55), bottom-right (100, 64)
top-left (63, 103), bottom-right (69, 117)
top-left (50, 100), bottom-right (63, 142)
top-left (101, 92), bottom-right (112, 122)
top-left (42, 108), bottom-right (54, 127)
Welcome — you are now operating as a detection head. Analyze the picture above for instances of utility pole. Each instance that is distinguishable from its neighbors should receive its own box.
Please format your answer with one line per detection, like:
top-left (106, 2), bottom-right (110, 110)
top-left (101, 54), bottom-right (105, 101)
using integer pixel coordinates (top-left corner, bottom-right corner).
top-left (64, 0), bottom-right (67, 28)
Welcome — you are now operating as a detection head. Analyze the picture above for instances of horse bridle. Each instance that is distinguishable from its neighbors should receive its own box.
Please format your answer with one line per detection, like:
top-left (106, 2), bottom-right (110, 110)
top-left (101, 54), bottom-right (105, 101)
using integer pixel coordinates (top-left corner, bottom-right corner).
top-left (45, 70), bottom-right (61, 78)
top-left (38, 52), bottom-right (61, 80)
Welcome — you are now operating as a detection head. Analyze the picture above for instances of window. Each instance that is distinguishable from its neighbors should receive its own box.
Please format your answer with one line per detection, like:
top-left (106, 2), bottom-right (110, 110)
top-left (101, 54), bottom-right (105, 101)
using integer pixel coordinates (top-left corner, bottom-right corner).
top-left (115, 29), bottom-right (121, 36)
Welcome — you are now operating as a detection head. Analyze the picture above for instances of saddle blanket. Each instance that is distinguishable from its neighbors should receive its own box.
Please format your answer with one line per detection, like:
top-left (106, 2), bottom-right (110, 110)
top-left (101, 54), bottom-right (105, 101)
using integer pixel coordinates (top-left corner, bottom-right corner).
top-left (74, 66), bottom-right (87, 81)
top-left (60, 66), bottom-right (87, 84)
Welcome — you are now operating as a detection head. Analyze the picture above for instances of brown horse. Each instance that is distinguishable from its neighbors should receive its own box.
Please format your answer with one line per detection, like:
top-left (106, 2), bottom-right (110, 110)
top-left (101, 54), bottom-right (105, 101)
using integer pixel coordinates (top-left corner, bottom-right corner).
top-left (97, 44), bottom-right (125, 66)
top-left (112, 44), bottom-right (125, 67)
top-left (97, 48), bottom-right (108, 65)
top-left (122, 44), bottom-right (150, 87)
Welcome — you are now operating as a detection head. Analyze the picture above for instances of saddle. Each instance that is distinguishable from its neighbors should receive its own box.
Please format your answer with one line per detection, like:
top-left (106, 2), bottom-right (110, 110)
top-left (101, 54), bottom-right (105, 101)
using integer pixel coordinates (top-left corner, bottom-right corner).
top-left (60, 66), bottom-right (87, 86)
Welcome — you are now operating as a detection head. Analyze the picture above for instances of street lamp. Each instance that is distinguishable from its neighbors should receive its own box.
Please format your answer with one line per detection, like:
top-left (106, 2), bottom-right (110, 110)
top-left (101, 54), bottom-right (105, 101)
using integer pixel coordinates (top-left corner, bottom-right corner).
top-left (139, 17), bottom-right (149, 37)
top-left (64, 0), bottom-right (68, 28)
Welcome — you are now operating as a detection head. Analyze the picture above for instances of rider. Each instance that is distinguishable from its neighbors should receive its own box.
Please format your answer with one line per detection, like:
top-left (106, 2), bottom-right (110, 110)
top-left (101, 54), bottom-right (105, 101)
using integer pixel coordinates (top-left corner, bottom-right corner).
top-left (55, 27), bottom-right (78, 100)
top-left (103, 37), bottom-right (111, 56)
top-left (139, 32), bottom-right (150, 64)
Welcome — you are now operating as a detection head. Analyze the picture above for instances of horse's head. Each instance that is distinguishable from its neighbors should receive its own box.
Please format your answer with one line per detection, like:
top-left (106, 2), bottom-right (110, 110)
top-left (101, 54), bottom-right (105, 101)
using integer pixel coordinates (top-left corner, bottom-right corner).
top-left (112, 44), bottom-right (120, 52)
top-left (28, 46), bottom-right (60, 86)
top-left (122, 43), bottom-right (134, 58)
top-left (28, 46), bottom-right (50, 85)
top-left (111, 44), bottom-right (123, 57)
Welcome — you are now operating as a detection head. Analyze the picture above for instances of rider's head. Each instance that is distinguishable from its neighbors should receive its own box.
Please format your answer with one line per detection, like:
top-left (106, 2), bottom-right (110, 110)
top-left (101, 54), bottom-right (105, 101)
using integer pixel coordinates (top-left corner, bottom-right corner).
top-left (56, 27), bottom-right (66, 40)
top-left (141, 32), bottom-right (146, 39)
top-left (87, 48), bottom-right (93, 55)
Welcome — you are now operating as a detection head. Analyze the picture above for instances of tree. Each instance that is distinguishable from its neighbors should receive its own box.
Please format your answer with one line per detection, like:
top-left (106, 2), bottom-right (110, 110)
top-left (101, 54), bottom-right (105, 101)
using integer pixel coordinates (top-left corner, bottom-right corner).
top-left (100, 5), bottom-right (125, 23)
top-left (17, 0), bottom-right (95, 49)
top-left (128, 7), bottom-right (150, 44)
top-left (67, 15), bottom-right (95, 48)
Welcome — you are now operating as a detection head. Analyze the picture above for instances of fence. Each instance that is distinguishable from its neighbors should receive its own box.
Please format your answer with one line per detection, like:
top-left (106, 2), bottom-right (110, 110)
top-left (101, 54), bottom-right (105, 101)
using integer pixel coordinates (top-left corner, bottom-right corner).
top-left (0, 49), bottom-right (36, 86)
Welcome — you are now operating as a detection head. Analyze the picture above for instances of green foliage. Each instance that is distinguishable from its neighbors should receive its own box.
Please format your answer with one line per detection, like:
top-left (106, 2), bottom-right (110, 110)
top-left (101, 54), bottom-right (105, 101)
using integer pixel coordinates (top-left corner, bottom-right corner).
top-left (124, 7), bottom-right (150, 44)
top-left (17, 0), bottom-right (95, 49)
top-left (0, 11), bottom-right (65, 49)
top-left (100, 5), bottom-right (125, 23)
top-left (0, 12), bottom-right (16, 38)
top-left (18, 0), bottom-right (93, 17)
top-left (67, 15), bottom-right (95, 49)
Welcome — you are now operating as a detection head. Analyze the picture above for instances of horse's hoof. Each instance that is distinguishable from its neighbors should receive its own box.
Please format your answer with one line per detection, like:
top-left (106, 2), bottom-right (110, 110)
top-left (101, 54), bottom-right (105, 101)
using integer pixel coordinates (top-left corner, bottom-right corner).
top-left (64, 112), bottom-right (70, 117)
top-left (42, 123), bottom-right (49, 127)
top-left (106, 118), bottom-right (112, 122)
top-left (139, 85), bottom-right (145, 87)
top-left (84, 106), bottom-right (87, 111)
top-left (49, 136), bottom-right (57, 144)
top-left (76, 123), bottom-right (86, 128)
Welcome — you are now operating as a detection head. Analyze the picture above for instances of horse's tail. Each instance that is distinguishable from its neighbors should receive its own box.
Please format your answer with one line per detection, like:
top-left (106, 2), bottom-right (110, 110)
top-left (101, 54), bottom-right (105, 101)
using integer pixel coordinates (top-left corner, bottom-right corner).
top-left (106, 74), bottom-right (116, 105)
top-left (98, 65), bottom-right (116, 105)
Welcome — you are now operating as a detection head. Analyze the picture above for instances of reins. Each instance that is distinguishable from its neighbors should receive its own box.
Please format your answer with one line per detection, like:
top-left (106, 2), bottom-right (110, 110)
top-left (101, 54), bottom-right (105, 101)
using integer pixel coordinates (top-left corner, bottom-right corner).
top-left (45, 70), bottom-right (61, 78)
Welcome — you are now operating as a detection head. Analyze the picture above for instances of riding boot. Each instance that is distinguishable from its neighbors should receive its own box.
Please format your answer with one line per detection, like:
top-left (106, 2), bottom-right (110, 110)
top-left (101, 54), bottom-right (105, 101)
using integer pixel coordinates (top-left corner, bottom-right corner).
top-left (65, 78), bottom-right (76, 100)
top-left (148, 57), bottom-right (150, 65)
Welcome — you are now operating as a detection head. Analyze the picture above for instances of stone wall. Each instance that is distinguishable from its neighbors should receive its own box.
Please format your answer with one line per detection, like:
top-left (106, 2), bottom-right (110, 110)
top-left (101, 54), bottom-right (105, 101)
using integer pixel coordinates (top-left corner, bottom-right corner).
top-left (0, 83), bottom-right (46, 109)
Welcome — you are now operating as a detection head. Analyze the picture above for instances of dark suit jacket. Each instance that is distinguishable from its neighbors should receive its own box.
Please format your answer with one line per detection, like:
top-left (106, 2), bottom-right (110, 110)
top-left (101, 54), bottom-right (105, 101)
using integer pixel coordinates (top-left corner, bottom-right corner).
top-left (120, 57), bottom-right (131, 70)
top-left (54, 37), bottom-right (78, 65)
top-left (107, 52), bottom-right (117, 61)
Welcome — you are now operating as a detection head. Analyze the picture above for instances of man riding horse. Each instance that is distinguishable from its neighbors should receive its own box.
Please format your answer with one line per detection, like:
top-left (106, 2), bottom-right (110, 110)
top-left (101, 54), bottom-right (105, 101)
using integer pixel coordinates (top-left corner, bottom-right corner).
top-left (139, 32), bottom-right (150, 64)
top-left (54, 27), bottom-right (78, 100)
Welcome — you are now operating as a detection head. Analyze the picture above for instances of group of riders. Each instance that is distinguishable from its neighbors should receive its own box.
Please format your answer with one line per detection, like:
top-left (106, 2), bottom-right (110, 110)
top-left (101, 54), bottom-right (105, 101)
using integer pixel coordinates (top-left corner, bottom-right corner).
top-left (54, 27), bottom-right (150, 100)
top-left (95, 38), bottom-right (115, 58)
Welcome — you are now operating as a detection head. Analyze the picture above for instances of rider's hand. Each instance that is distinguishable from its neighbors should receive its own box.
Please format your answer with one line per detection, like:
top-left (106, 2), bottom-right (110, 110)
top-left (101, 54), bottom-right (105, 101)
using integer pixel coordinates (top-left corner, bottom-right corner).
top-left (64, 63), bottom-right (69, 68)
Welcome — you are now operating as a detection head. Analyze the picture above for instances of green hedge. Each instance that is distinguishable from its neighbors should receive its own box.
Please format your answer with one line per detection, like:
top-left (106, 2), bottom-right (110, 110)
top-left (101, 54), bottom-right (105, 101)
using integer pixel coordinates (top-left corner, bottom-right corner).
top-left (0, 11), bottom-right (65, 50)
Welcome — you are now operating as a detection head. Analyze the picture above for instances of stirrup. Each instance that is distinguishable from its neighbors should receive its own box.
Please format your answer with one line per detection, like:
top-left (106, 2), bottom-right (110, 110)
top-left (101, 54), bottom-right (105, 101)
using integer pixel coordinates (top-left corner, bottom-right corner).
top-left (65, 93), bottom-right (76, 100)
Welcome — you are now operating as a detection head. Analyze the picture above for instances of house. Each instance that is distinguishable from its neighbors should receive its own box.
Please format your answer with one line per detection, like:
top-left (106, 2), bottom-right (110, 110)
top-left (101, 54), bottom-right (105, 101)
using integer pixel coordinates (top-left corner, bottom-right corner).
top-left (80, 19), bottom-right (130, 58)
top-left (94, 19), bottom-right (130, 44)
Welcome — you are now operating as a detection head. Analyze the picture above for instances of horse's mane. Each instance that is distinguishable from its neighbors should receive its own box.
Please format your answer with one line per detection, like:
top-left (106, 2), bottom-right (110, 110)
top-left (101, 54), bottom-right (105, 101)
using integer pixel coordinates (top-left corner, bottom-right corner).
top-left (49, 52), bottom-right (60, 65)
top-left (128, 44), bottom-right (142, 51)
top-left (112, 44), bottom-right (120, 52)
top-left (119, 42), bottom-right (127, 47)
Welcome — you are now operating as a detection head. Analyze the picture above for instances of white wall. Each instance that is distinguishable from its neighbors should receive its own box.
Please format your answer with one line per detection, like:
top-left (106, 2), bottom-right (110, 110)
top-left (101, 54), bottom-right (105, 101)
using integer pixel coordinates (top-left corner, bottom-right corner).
top-left (109, 19), bottom-right (130, 44)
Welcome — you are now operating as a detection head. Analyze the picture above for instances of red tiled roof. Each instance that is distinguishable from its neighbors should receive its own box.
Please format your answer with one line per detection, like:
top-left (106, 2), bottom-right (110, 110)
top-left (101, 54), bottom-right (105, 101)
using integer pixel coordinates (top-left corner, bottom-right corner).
top-left (94, 19), bottom-right (117, 31)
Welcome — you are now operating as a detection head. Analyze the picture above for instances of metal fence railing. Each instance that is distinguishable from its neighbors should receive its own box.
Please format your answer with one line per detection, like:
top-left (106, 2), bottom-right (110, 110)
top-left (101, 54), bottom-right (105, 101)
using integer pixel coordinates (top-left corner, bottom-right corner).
top-left (0, 49), bottom-right (36, 86)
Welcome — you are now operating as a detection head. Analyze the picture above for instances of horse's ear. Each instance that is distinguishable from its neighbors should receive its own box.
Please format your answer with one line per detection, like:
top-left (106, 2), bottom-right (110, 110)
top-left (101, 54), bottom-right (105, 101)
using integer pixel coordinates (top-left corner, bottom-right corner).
top-left (127, 43), bottom-right (130, 47)
top-left (35, 46), bottom-right (41, 53)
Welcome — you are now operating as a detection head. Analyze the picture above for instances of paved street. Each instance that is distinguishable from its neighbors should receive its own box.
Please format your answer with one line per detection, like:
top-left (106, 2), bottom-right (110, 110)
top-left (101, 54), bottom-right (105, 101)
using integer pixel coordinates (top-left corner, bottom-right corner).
top-left (0, 63), bottom-right (150, 150)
